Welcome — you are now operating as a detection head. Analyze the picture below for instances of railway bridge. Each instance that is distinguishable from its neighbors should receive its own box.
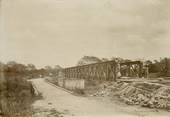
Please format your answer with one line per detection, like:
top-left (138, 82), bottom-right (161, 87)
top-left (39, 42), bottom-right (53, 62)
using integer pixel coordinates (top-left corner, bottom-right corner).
top-left (63, 60), bottom-right (144, 81)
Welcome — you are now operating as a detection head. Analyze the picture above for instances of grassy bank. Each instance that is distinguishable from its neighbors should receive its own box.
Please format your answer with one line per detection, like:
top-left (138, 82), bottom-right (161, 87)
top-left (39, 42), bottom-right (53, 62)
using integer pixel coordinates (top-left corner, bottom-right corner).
top-left (0, 72), bottom-right (35, 117)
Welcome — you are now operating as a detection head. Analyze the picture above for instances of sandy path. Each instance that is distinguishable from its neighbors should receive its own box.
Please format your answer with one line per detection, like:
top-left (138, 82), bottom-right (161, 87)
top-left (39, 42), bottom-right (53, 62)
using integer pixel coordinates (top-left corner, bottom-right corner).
top-left (31, 78), bottom-right (169, 117)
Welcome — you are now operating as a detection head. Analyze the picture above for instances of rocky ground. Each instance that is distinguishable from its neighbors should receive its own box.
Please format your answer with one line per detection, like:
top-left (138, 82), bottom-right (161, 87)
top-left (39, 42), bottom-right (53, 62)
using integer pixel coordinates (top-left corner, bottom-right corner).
top-left (91, 81), bottom-right (170, 110)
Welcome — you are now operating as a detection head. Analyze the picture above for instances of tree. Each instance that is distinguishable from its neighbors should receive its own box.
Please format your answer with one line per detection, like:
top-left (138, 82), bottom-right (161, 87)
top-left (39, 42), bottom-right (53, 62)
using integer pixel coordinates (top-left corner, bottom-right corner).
top-left (44, 66), bottom-right (53, 71)
top-left (52, 65), bottom-right (63, 76)
top-left (26, 64), bottom-right (36, 71)
top-left (110, 57), bottom-right (129, 63)
top-left (159, 58), bottom-right (169, 76)
top-left (147, 58), bottom-right (170, 76)
top-left (44, 65), bottom-right (53, 76)
top-left (4, 61), bottom-right (27, 74)
top-left (0, 61), bottom-right (4, 72)
top-left (6, 61), bottom-right (17, 67)
top-left (54, 65), bottom-right (62, 70)
top-left (101, 58), bottom-right (109, 62)
top-left (77, 56), bottom-right (102, 66)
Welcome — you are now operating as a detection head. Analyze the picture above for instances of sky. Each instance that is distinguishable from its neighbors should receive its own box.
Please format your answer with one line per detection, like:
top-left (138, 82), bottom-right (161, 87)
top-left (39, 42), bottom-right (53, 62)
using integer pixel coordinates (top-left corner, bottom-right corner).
top-left (0, 0), bottom-right (170, 68)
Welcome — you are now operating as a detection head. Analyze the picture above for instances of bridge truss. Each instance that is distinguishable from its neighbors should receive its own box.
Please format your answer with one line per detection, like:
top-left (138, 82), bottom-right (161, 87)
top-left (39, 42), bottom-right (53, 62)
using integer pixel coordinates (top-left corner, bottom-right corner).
top-left (63, 60), bottom-right (143, 81)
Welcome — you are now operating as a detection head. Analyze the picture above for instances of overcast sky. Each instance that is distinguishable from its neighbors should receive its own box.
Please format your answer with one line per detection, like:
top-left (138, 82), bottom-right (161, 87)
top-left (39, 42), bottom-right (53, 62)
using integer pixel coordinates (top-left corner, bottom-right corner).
top-left (0, 0), bottom-right (170, 68)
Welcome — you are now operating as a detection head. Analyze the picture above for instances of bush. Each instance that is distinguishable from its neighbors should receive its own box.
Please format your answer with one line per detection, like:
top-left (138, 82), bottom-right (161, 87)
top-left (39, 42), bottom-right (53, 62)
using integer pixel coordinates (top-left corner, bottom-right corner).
top-left (0, 73), bottom-right (35, 115)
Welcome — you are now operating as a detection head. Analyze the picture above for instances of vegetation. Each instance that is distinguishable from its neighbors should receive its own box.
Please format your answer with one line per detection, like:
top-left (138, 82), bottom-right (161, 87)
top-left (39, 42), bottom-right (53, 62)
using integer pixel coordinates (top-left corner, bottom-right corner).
top-left (146, 58), bottom-right (170, 77)
top-left (0, 61), bottom-right (62, 116)
top-left (77, 56), bottom-right (102, 66)
top-left (0, 56), bottom-right (170, 115)
top-left (0, 72), bottom-right (34, 116)
top-left (77, 56), bottom-right (170, 77)
top-left (0, 61), bottom-right (62, 78)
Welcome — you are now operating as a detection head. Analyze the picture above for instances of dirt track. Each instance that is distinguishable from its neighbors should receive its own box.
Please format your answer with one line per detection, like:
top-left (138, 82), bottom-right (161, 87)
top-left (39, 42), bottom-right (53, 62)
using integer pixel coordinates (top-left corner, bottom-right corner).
top-left (31, 78), bottom-right (169, 117)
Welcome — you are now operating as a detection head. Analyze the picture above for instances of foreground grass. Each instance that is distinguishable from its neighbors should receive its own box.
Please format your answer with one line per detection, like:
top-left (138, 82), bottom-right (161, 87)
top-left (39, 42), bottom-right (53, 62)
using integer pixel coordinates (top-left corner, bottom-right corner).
top-left (0, 72), bottom-right (35, 117)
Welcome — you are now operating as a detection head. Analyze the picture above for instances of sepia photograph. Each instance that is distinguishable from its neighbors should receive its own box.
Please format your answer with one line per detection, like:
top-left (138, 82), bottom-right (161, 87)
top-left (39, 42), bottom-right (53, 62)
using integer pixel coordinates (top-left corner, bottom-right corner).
top-left (0, 0), bottom-right (170, 117)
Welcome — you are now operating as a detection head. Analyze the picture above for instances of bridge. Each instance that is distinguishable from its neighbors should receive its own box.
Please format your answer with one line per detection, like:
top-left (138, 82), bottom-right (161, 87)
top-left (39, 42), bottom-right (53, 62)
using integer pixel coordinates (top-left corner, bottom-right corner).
top-left (63, 60), bottom-right (144, 81)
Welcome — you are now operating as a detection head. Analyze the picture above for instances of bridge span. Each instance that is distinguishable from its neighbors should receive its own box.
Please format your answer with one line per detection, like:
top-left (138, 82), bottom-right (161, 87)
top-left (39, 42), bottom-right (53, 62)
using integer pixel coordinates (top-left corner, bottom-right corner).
top-left (63, 60), bottom-right (144, 81)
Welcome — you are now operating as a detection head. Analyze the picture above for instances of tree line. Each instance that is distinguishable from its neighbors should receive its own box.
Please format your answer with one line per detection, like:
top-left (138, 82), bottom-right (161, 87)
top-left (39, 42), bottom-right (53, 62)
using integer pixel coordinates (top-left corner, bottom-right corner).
top-left (1, 57), bottom-right (170, 78)
top-left (0, 61), bottom-right (62, 78)
top-left (77, 56), bottom-right (170, 77)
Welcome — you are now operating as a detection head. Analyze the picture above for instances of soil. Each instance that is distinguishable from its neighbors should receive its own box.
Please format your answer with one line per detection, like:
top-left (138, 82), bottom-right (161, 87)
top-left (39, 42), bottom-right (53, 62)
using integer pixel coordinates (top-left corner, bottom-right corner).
top-left (31, 78), bottom-right (170, 117)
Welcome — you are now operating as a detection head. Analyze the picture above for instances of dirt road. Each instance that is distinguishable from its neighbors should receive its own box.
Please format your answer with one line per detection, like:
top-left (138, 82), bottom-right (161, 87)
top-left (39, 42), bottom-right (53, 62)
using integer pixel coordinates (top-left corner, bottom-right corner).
top-left (31, 78), bottom-right (169, 117)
